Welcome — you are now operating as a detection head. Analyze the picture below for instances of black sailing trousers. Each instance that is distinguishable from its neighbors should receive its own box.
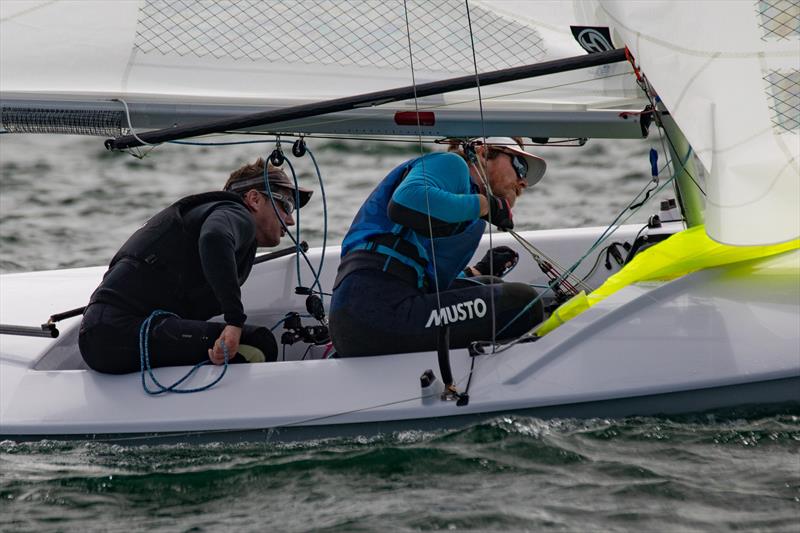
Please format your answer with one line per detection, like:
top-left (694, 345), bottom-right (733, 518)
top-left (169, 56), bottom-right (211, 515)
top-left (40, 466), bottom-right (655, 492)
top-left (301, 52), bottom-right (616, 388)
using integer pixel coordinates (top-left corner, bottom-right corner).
top-left (329, 269), bottom-right (543, 357)
top-left (78, 303), bottom-right (277, 374)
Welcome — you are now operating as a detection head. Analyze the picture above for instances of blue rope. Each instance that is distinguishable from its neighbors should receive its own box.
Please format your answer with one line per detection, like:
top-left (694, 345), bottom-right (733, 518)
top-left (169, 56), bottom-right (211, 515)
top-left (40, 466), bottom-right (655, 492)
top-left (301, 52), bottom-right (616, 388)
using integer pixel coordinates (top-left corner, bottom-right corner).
top-left (283, 157), bottom-right (306, 293)
top-left (306, 147), bottom-right (329, 305)
top-left (261, 156), bottom-right (326, 295)
top-left (139, 310), bottom-right (228, 395)
top-left (284, 154), bottom-right (330, 301)
top-left (271, 317), bottom-right (289, 331)
top-left (260, 148), bottom-right (329, 302)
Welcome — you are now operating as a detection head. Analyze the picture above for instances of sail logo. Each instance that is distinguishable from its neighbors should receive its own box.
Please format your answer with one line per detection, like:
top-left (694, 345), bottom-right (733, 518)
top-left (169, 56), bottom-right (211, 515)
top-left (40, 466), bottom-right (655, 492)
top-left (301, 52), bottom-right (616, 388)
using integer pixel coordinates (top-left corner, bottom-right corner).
top-left (570, 26), bottom-right (614, 54)
top-left (425, 298), bottom-right (487, 328)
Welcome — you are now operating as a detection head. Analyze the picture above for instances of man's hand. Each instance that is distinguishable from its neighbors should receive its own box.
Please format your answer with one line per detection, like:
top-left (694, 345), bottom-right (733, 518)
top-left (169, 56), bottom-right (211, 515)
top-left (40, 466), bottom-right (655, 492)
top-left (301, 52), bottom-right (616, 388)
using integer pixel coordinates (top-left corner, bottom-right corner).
top-left (208, 325), bottom-right (242, 365)
top-left (470, 246), bottom-right (519, 277)
top-left (480, 194), bottom-right (514, 230)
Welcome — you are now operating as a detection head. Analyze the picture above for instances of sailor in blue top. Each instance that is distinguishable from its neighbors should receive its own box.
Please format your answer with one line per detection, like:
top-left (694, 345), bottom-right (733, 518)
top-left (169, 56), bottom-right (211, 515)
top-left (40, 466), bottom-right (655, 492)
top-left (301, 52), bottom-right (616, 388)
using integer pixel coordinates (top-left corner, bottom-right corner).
top-left (330, 137), bottom-right (547, 357)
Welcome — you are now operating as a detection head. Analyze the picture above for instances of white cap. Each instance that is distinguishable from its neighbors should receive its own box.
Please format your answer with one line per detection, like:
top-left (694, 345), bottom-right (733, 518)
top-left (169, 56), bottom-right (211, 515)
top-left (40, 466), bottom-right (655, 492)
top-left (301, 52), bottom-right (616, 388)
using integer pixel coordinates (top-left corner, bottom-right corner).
top-left (472, 137), bottom-right (547, 186)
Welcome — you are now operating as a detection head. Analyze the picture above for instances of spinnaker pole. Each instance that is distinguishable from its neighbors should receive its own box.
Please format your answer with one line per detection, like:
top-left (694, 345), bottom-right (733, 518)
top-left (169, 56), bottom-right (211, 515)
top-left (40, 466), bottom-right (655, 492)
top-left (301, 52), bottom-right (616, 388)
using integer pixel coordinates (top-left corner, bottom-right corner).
top-left (105, 48), bottom-right (627, 150)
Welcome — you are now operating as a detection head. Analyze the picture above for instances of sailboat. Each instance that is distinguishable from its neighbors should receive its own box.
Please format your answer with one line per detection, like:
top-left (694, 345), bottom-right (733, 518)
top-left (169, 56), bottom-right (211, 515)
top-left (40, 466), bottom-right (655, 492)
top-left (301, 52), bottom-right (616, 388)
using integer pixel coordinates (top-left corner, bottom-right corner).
top-left (1, 0), bottom-right (797, 443)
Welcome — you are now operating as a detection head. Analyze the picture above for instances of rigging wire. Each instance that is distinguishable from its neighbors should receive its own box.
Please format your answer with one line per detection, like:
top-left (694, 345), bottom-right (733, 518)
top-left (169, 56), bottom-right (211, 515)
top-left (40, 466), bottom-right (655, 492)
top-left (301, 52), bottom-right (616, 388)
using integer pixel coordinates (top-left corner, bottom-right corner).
top-left (260, 148), bottom-right (328, 300)
top-left (507, 230), bottom-right (594, 294)
top-left (169, 138), bottom-right (286, 146)
top-left (633, 76), bottom-right (691, 212)
top-left (282, 155), bottom-right (306, 293)
top-left (402, 0), bottom-right (443, 313)
top-left (489, 161), bottom-right (682, 349)
top-left (626, 54), bottom-right (707, 198)
top-left (306, 145), bottom-right (329, 304)
top-left (166, 132), bottom-right (590, 153)
top-left (658, 117), bottom-right (707, 196)
top-left (465, 0), bottom-right (497, 350)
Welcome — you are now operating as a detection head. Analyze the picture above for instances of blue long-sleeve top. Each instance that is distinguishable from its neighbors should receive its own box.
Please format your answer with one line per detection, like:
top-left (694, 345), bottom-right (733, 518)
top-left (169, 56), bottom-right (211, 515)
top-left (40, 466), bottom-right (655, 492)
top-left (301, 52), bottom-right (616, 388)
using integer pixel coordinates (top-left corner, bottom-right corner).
top-left (338, 152), bottom-right (485, 291)
top-left (387, 152), bottom-right (481, 235)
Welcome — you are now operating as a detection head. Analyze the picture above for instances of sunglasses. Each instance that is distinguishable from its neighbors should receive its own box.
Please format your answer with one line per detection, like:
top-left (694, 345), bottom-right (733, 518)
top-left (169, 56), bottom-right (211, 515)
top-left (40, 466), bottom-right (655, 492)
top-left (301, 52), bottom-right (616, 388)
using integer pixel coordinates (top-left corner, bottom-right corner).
top-left (509, 154), bottom-right (528, 181)
top-left (260, 191), bottom-right (295, 215)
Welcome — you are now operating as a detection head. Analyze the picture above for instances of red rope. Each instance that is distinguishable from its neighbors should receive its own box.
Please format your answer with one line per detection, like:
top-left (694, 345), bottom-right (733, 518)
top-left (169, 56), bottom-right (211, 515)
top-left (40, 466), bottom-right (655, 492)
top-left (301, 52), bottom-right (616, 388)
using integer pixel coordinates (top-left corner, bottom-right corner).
top-left (625, 46), bottom-right (644, 83)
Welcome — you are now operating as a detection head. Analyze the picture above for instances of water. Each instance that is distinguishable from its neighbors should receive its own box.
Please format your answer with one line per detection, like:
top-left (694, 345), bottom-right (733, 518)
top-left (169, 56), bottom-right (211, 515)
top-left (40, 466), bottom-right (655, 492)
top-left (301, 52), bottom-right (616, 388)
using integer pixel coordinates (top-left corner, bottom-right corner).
top-left (1, 134), bottom-right (798, 531)
top-left (1, 134), bottom-right (675, 273)
top-left (2, 414), bottom-right (798, 532)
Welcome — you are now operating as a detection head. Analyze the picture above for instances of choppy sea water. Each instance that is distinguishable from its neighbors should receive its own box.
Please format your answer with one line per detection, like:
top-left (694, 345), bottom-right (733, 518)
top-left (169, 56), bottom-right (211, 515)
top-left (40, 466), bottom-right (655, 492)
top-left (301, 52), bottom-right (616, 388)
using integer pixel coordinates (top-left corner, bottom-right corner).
top-left (1, 134), bottom-right (677, 273)
top-left (1, 134), bottom-right (798, 531)
top-left (2, 414), bottom-right (799, 532)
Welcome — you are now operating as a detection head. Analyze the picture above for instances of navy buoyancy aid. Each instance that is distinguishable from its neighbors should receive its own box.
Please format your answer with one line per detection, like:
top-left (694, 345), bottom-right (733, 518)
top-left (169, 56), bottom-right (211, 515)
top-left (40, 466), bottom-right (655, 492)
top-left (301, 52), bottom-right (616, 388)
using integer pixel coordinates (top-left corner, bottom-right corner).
top-left (90, 191), bottom-right (255, 319)
top-left (340, 159), bottom-right (418, 256)
top-left (339, 157), bottom-right (486, 290)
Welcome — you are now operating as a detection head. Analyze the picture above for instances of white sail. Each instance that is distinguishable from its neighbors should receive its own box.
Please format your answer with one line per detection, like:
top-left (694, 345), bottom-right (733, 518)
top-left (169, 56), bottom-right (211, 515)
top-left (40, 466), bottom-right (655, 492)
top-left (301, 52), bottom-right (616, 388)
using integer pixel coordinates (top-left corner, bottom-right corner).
top-left (3, 1), bottom-right (798, 245)
top-left (573, 0), bottom-right (798, 246)
top-left (1, 0), bottom-right (645, 138)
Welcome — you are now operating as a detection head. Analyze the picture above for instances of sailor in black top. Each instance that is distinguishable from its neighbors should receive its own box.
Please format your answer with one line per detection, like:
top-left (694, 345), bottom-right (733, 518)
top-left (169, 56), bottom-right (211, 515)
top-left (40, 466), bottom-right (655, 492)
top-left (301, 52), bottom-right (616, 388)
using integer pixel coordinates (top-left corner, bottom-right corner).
top-left (79, 158), bottom-right (312, 374)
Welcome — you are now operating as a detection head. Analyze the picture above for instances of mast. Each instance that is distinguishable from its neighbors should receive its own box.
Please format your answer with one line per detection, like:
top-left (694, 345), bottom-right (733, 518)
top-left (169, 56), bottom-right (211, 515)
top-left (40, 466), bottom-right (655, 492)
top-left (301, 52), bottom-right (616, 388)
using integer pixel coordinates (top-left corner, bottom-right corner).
top-left (661, 114), bottom-right (705, 227)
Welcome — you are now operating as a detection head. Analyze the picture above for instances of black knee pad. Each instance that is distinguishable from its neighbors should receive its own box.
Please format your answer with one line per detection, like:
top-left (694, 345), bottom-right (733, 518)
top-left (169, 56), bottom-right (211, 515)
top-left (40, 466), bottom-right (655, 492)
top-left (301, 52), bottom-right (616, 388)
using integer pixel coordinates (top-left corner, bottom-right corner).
top-left (500, 282), bottom-right (544, 330)
top-left (241, 326), bottom-right (279, 362)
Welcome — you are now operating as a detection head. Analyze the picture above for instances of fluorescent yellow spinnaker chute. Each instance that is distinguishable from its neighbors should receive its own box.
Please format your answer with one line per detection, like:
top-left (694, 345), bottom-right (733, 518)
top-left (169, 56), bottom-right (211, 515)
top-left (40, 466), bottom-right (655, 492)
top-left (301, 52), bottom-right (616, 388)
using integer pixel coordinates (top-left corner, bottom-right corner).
top-left (537, 225), bottom-right (800, 336)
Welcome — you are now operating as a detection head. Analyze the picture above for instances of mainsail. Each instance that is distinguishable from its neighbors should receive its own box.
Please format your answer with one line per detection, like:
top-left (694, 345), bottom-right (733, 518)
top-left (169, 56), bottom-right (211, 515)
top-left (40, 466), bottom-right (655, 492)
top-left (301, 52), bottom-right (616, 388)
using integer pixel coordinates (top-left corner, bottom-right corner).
top-left (3, 0), bottom-right (797, 245)
top-left (1, 0), bottom-right (645, 138)
top-left (548, 0), bottom-right (798, 246)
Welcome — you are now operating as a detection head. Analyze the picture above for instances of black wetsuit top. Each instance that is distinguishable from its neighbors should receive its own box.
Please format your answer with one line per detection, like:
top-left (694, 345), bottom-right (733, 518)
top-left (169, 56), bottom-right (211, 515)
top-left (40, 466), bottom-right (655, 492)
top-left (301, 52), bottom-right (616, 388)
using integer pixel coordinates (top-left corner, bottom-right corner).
top-left (89, 193), bottom-right (257, 326)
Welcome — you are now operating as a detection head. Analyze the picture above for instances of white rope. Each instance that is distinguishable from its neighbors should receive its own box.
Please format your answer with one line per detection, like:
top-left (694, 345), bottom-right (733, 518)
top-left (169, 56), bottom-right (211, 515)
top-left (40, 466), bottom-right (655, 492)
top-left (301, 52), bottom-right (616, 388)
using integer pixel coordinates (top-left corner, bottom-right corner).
top-left (113, 98), bottom-right (160, 159)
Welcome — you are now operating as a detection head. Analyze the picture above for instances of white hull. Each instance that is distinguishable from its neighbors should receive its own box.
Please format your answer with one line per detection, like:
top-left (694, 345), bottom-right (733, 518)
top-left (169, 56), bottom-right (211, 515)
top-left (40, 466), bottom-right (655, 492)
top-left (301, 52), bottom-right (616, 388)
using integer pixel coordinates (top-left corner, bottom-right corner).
top-left (2, 225), bottom-right (799, 443)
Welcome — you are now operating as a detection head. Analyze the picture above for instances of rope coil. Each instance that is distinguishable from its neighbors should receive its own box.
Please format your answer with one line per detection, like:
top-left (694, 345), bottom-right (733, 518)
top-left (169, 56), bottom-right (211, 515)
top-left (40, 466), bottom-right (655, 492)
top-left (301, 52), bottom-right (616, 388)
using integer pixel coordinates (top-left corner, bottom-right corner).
top-left (139, 310), bottom-right (228, 395)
